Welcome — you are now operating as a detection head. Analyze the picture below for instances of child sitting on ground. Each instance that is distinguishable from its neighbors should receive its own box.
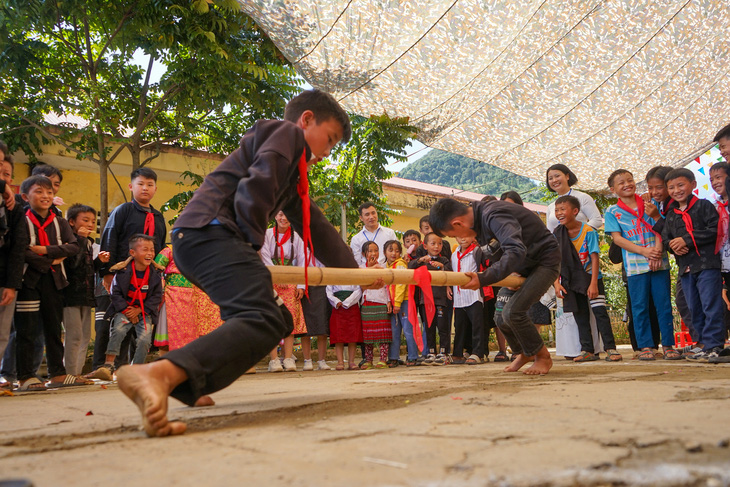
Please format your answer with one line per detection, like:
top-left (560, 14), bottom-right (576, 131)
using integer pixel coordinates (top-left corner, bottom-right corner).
top-left (327, 282), bottom-right (363, 371)
top-left (359, 241), bottom-right (392, 369)
top-left (384, 240), bottom-right (419, 366)
top-left (451, 235), bottom-right (486, 364)
top-left (99, 234), bottom-right (163, 375)
top-left (553, 195), bottom-right (621, 362)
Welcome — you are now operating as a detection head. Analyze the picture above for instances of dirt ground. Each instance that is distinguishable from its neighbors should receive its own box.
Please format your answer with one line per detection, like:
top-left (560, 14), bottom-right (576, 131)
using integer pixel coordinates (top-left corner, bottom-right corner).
top-left (1, 351), bottom-right (730, 487)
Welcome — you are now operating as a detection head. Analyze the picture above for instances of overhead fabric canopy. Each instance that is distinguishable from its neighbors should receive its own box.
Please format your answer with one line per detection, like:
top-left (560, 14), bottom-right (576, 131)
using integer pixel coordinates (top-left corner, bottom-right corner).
top-left (241, 0), bottom-right (730, 189)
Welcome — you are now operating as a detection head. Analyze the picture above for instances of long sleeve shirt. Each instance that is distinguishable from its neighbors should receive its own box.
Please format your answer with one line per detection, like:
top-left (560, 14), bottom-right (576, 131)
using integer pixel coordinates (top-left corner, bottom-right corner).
top-left (260, 227), bottom-right (306, 289)
top-left (546, 189), bottom-right (604, 232)
top-left (662, 196), bottom-right (720, 275)
top-left (0, 199), bottom-right (29, 290)
top-left (349, 224), bottom-right (397, 267)
top-left (451, 247), bottom-right (482, 308)
top-left (326, 284), bottom-right (362, 309)
top-left (23, 210), bottom-right (79, 290)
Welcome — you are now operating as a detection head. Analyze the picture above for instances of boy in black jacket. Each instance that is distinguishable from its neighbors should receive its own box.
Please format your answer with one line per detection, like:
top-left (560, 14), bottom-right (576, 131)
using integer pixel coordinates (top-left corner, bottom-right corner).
top-left (116, 90), bottom-right (360, 437)
top-left (408, 232), bottom-right (452, 364)
top-left (662, 168), bottom-right (724, 362)
top-left (429, 197), bottom-right (561, 375)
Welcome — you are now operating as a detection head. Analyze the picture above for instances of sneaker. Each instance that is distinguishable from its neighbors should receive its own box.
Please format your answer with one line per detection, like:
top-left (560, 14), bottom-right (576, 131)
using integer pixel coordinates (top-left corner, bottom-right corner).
top-left (302, 359), bottom-right (313, 371)
top-left (434, 353), bottom-right (447, 365)
top-left (708, 347), bottom-right (730, 364)
top-left (687, 347), bottom-right (723, 363)
top-left (682, 346), bottom-right (703, 358)
top-left (424, 354), bottom-right (436, 365)
top-left (268, 359), bottom-right (284, 372)
top-left (317, 360), bottom-right (331, 370)
top-left (282, 357), bottom-right (297, 371)
top-left (84, 365), bottom-right (113, 381)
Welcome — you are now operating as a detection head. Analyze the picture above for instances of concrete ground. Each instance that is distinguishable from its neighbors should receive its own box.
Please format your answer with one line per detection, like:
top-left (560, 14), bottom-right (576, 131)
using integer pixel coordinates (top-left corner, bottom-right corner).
top-left (1, 353), bottom-right (730, 487)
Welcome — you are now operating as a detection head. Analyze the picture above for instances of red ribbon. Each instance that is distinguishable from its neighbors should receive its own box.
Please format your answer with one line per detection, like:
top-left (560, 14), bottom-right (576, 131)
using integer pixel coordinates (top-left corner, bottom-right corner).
top-left (26, 209), bottom-right (55, 247)
top-left (408, 266), bottom-right (435, 353)
top-left (276, 227), bottom-right (292, 265)
top-left (716, 200), bottom-right (728, 254)
top-left (297, 150), bottom-right (314, 296)
top-left (616, 194), bottom-right (661, 246)
top-left (129, 264), bottom-right (150, 331)
top-left (143, 212), bottom-right (155, 237)
top-left (674, 196), bottom-right (700, 255)
top-left (455, 243), bottom-right (477, 295)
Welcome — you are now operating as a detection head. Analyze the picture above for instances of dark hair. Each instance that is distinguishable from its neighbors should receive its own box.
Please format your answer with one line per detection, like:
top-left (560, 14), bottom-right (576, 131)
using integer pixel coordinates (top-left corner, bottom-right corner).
top-left (428, 198), bottom-right (470, 237)
top-left (714, 123), bottom-right (730, 142)
top-left (645, 166), bottom-right (672, 182)
top-left (607, 169), bottom-right (633, 188)
top-left (402, 229), bottom-right (421, 242)
top-left (665, 168), bottom-right (695, 184)
top-left (555, 195), bottom-right (581, 211)
top-left (361, 240), bottom-right (378, 255)
top-left (20, 175), bottom-right (53, 195)
top-left (424, 232), bottom-right (443, 245)
top-left (500, 191), bottom-right (523, 206)
top-left (31, 163), bottom-right (63, 182)
top-left (67, 203), bottom-right (97, 222)
top-left (418, 215), bottom-right (431, 228)
top-left (1, 153), bottom-right (13, 171)
top-left (480, 195), bottom-right (498, 202)
top-left (710, 162), bottom-right (730, 176)
top-left (545, 164), bottom-right (578, 193)
top-left (384, 239), bottom-right (402, 254)
top-left (131, 167), bottom-right (157, 182)
top-left (284, 89), bottom-right (352, 143)
top-left (358, 201), bottom-right (376, 216)
top-left (129, 233), bottom-right (155, 249)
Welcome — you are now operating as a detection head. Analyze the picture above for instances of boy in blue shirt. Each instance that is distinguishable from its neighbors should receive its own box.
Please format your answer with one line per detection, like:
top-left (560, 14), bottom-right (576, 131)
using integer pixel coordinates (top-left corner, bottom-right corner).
top-left (605, 169), bottom-right (680, 361)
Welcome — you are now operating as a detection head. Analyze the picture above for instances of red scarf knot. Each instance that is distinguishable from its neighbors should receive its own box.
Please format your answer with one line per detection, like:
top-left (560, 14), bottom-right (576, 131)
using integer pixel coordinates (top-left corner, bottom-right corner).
top-left (616, 194), bottom-right (661, 247)
top-left (275, 227), bottom-right (292, 265)
top-left (673, 196), bottom-right (700, 256)
top-left (143, 212), bottom-right (155, 237)
top-left (129, 264), bottom-right (151, 331)
top-left (26, 209), bottom-right (56, 248)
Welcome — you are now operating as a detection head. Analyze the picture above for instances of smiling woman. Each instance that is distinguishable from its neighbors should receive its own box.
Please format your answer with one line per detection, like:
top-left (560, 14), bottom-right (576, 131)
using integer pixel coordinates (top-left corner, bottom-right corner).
top-left (545, 164), bottom-right (603, 233)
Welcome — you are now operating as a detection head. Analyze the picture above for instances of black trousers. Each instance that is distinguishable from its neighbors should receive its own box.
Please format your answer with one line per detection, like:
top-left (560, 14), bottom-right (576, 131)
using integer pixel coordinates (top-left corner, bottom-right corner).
top-left (92, 294), bottom-right (132, 370)
top-left (453, 301), bottom-right (485, 359)
top-left (422, 304), bottom-right (450, 354)
top-left (14, 273), bottom-right (66, 381)
top-left (165, 226), bottom-right (293, 406)
top-left (572, 280), bottom-right (616, 353)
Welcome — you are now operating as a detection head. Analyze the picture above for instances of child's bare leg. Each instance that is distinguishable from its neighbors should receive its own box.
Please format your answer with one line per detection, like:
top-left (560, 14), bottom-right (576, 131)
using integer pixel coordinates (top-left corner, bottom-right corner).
top-left (116, 360), bottom-right (189, 437)
top-left (283, 335), bottom-right (294, 359)
top-left (496, 329), bottom-right (507, 353)
top-left (347, 343), bottom-right (357, 367)
top-left (193, 395), bottom-right (215, 407)
top-left (335, 343), bottom-right (344, 367)
top-left (105, 353), bottom-right (116, 365)
top-left (269, 347), bottom-right (279, 360)
top-left (503, 353), bottom-right (533, 372)
top-left (301, 336), bottom-right (311, 361)
top-left (524, 345), bottom-right (552, 375)
top-left (317, 335), bottom-right (328, 362)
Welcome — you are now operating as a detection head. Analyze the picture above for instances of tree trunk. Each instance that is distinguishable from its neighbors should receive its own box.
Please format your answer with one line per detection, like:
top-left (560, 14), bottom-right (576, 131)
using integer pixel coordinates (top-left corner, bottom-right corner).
top-left (99, 161), bottom-right (109, 234)
top-left (340, 202), bottom-right (347, 242)
top-left (131, 145), bottom-right (140, 173)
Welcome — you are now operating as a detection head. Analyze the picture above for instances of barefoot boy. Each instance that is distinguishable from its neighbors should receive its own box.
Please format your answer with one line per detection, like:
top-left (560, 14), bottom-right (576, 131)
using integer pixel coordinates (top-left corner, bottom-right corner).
top-left (116, 90), bottom-right (358, 437)
top-left (429, 197), bottom-right (560, 375)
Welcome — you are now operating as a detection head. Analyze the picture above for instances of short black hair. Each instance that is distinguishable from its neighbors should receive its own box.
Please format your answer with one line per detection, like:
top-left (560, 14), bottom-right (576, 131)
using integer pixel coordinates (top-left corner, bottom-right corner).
top-left (1, 153), bottom-right (13, 172)
top-left (545, 164), bottom-right (578, 193)
top-left (20, 175), bottom-right (53, 195)
top-left (402, 229), bottom-right (421, 242)
top-left (555, 195), bottom-right (581, 211)
top-left (607, 169), bottom-right (633, 188)
top-left (383, 239), bottom-right (402, 254)
top-left (665, 168), bottom-right (695, 184)
top-left (418, 215), bottom-right (431, 228)
top-left (714, 123), bottom-right (730, 142)
top-left (428, 198), bottom-right (470, 238)
top-left (67, 203), bottom-right (97, 222)
top-left (31, 163), bottom-right (63, 182)
top-left (480, 195), bottom-right (498, 203)
top-left (131, 167), bottom-right (157, 182)
top-left (129, 233), bottom-right (155, 250)
top-left (645, 166), bottom-right (672, 182)
top-left (424, 232), bottom-right (441, 245)
top-left (710, 161), bottom-right (730, 176)
top-left (500, 191), bottom-right (523, 206)
top-left (361, 240), bottom-right (378, 255)
top-left (284, 89), bottom-right (352, 143)
top-left (358, 201), bottom-right (376, 216)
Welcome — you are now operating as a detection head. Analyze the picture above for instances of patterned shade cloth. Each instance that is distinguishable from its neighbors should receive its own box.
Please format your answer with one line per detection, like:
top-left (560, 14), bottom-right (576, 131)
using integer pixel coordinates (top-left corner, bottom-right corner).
top-left (241, 0), bottom-right (730, 189)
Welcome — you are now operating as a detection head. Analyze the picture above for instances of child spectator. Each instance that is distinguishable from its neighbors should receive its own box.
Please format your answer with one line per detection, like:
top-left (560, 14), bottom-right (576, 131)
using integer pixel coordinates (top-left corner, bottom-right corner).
top-left (417, 216), bottom-right (452, 258)
top-left (605, 169), bottom-right (678, 361)
top-left (30, 164), bottom-right (63, 216)
top-left (15, 176), bottom-right (91, 390)
top-left (300, 254), bottom-right (332, 371)
top-left (384, 239), bottom-right (419, 366)
top-left (662, 168), bottom-right (724, 362)
top-left (402, 229), bottom-right (421, 263)
top-left (553, 195), bottom-right (621, 362)
top-left (327, 283), bottom-right (363, 371)
top-left (709, 162), bottom-right (730, 340)
top-left (99, 235), bottom-right (163, 374)
top-left (62, 204), bottom-right (109, 376)
top-left (359, 241), bottom-right (392, 369)
top-left (260, 210), bottom-right (307, 372)
top-left (408, 232), bottom-right (452, 365)
top-left (451, 235), bottom-right (486, 364)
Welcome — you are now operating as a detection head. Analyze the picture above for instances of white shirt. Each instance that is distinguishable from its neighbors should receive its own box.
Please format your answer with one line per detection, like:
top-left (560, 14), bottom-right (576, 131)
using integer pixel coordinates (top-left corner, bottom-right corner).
top-left (451, 247), bottom-right (482, 308)
top-left (546, 189), bottom-right (604, 232)
top-left (350, 224), bottom-right (397, 267)
top-left (713, 197), bottom-right (730, 272)
top-left (361, 265), bottom-right (390, 305)
top-left (326, 284), bottom-right (362, 309)
top-left (260, 227), bottom-right (306, 289)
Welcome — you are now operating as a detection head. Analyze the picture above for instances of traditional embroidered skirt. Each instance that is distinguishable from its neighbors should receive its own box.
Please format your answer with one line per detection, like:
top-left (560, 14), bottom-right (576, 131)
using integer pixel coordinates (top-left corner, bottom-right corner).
top-left (361, 300), bottom-right (392, 343)
top-left (329, 291), bottom-right (362, 344)
top-left (166, 285), bottom-right (197, 350)
top-left (301, 286), bottom-right (330, 336)
top-left (274, 283), bottom-right (307, 336)
top-left (193, 286), bottom-right (223, 339)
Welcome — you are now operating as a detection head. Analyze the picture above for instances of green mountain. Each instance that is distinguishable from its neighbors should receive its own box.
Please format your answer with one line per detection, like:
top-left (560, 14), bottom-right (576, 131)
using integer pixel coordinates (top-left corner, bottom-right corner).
top-left (397, 149), bottom-right (542, 203)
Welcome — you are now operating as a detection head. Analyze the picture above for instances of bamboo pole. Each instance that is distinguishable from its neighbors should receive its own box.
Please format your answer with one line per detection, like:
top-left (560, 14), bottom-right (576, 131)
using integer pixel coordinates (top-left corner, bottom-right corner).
top-left (267, 266), bottom-right (525, 289)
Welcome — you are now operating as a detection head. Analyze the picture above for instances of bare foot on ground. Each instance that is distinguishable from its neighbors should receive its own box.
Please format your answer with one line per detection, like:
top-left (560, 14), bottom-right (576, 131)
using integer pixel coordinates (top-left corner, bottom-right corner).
top-left (194, 395), bottom-right (215, 407)
top-left (503, 353), bottom-right (533, 372)
top-left (524, 347), bottom-right (553, 375)
top-left (116, 363), bottom-right (187, 437)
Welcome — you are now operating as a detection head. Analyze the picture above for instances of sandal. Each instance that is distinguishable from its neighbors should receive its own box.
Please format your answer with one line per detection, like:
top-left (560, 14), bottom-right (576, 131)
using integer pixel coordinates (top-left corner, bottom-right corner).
top-left (493, 351), bottom-right (508, 362)
top-left (18, 377), bottom-right (46, 392)
top-left (574, 351), bottom-right (599, 363)
top-left (46, 375), bottom-right (94, 388)
top-left (663, 348), bottom-right (682, 361)
top-left (451, 356), bottom-right (467, 365)
top-left (360, 362), bottom-right (374, 370)
top-left (637, 348), bottom-right (656, 361)
top-left (605, 350), bottom-right (623, 362)
top-left (348, 363), bottom-right (359, 370)
top-left (387, 359), bottom-right (399, 368)
top-left (335, 363), bottom-right (345, 371)
top-left (406, 359), bottom-right (417, 367)
top-left (466, 354), bottom-right (482, 365)
top-left (374, 361), bottom-right (388, 369)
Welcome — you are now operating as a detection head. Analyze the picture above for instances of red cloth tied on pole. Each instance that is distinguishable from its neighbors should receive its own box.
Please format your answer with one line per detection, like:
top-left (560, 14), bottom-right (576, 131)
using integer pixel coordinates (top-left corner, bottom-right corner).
top-left (715, 200), bottom-right (728, 254)
top-left (408, 266), bottom-right (435, 353)
top-left (297, 150), bottom-right (314, 296)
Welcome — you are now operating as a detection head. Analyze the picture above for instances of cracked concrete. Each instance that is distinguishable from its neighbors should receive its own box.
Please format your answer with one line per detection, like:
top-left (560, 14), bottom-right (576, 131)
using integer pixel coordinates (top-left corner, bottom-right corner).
top-left (1, 358), bottom-right (729, 486)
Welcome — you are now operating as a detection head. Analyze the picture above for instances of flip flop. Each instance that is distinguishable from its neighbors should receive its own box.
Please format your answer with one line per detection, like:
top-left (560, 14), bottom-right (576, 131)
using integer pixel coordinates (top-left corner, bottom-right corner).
top-left (18, 377), bottom-right (46, 392)
top-left (46, 375), bottom-right (94, 388)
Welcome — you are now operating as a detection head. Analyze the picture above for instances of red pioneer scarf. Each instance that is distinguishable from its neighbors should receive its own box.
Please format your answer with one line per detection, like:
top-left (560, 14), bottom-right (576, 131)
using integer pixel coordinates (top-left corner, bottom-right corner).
top-left (408, 266), bottom-right (435, 353)
top-left (716, 199), bottom-right (728, 254)
top-left (297, 150), bottom-right (314, 295)
top-left (479, 259), bottom-right (495, 301)
top-left (673, 196), bottom-right (700, 255)
top-left (455, 243), bottom-right (477, 294)
top-left (128, 264), bottom-right (150, 331)
top-left (275, 227), bottom-right (292, 265)
top-left (616, 194), bottom-right (660, 246)
top-left (26, 209), bottom-right (55, 247)
top-left (143, 212), bottom-right (155, 237)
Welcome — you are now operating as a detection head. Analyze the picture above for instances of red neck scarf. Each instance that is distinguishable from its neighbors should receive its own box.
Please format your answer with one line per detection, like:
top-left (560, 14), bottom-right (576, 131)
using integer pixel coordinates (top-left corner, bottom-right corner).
top-left (143, 212), bottom-right (155, 237)
top-left (129, 264), bottom-right (150, 331)
top-left (716, 199), bottom-right (729, 254)
top-left (673, 196), bottom-right (700, 255)
top-left (276, 227), bottom-right (292, 265)
top-left (26, 209), bottom-right (55, 246)
top-left (297, 150), bottom-right (314, 295)
top-left (408, 266), bottom-right (435, 354)
top-left (456, 243), bottom-right (477, 272)
top-left (617, 194), bottom-right (660, 246)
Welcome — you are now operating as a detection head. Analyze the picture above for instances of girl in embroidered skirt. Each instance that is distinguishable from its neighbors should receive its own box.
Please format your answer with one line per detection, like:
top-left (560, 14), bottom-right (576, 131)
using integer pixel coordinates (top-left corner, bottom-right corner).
top-left (327, 283), bottom-right (362, 370)
top-left (260, 211), bottom-right (307, 372)
top-left (359, 241), bottom-right (392, 369)
top-left (385, 240), bottom-right (419, 366)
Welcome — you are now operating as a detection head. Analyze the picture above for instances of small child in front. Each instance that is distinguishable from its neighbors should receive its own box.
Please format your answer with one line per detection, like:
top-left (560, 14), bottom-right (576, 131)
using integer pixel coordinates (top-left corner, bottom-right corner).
top-left (662, 168), bottom-right (724, 362)
top-left (359, 241), bottom-right (392, 369)
top-left (605, 169), bottom-right (679, 361)
top-left (327, 283), bottom-right (363, 370)
top-left (451, 235), bottom-right (486, 364)
top-left (552, 195), bottom-right (621, 362)
top-left (100, 235), bottom-right (163, 374)
top-left (384, 240), bottom-right (418, 366)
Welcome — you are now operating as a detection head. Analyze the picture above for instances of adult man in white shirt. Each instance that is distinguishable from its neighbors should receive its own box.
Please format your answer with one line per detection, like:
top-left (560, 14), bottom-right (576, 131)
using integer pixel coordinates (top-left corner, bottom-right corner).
top-left (349, 202), bottom-right (397, 267)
